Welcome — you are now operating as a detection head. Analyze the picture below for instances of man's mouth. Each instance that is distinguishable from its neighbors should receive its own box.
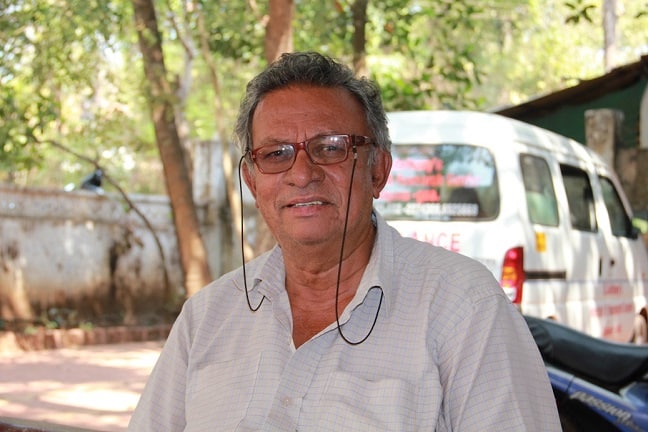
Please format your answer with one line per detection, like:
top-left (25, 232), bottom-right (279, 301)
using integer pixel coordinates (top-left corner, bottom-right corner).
top-left (289, 200), bottom-right (324, 208)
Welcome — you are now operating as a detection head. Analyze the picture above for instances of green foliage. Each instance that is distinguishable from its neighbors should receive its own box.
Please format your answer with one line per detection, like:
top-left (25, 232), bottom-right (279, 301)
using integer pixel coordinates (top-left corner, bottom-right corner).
top-left (369, 1), bottom-right (485, 110)
top-left (0, 84), bottom-right (56, 172)
top-left (1, 0), bottom-right (647, 192)
top-left (638, 4), bottom-right (648, 19)
top-left (565, 0), bottom-right (597, 24)
top-left (0, 0), bottom-right (163, 191)
top-left (197, 1), bottom-right (265, 61)
top-left (559, 0), bottom-right (648, 67)
top-left (294, 2), bottom-right (352, 55)
top-left (293, 1), bottom-right (485, 110)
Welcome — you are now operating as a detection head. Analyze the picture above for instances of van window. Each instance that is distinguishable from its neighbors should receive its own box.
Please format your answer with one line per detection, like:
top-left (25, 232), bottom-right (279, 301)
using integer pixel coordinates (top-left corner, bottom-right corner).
top-left (376, 144), bottom-right (499, 221)
top-left (560, 165), bottom-right (597, 232)
top-left (520, 154), bottom-right (559, 226)
top-left (599, 176), bottom-right (634, 237)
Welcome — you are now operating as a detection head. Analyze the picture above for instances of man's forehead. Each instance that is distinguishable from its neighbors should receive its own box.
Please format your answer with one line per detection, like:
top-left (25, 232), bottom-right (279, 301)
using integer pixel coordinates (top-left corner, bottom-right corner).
top-left (250, 86), bottom-right (367, 146)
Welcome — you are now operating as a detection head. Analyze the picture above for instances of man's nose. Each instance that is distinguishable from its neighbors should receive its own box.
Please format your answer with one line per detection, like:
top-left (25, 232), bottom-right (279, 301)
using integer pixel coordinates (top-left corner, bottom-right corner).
top-left (286, 146), bottom-right (322, 184)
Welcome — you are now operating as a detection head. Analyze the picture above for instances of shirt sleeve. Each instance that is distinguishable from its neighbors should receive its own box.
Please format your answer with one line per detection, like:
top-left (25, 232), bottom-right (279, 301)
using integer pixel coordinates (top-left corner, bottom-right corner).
top-left (128, 304), bottom-right (192, 431)
top-left (434, 293), bottom-right (560, 431)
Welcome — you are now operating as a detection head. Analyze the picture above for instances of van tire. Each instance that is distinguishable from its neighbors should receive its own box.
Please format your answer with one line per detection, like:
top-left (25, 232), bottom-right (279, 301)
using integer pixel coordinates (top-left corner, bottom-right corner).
top-left (632, 313), bottom-right (648, 344)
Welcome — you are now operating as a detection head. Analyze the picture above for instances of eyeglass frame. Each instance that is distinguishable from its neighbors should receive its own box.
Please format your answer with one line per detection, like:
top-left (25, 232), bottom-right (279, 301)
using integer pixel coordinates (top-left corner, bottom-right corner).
top-left (245, 134), bottom-right (375, 174)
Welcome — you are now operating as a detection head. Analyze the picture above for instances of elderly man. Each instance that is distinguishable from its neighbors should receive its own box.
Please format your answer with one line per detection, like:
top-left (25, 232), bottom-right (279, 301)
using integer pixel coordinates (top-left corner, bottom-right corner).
top-left (129, 51), bottom-right (560, 431)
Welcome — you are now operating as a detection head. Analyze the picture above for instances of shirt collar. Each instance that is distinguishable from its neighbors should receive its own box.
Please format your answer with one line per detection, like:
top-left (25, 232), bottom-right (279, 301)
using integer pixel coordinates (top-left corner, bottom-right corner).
top-left (232, 247), bottom-right (284, 306)
top-left (237, 210), bottom-right (396, 318)
top-left (356, 210), bottom-right (395, 317)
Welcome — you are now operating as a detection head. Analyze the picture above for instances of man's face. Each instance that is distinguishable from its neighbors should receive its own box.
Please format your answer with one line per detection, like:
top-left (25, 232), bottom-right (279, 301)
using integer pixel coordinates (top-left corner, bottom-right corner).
top-left (243, 85), bottom-right (391, 251)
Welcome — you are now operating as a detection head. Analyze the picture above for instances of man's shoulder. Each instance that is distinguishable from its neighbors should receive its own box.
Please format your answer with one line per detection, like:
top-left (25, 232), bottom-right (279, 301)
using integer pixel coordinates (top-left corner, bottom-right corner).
top-left (378, 222), bottom-right (502, 304)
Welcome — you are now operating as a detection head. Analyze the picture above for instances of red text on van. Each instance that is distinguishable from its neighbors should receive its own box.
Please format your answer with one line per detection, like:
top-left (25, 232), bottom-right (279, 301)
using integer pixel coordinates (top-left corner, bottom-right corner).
top-left (410, 231), bottom-right (461, 252)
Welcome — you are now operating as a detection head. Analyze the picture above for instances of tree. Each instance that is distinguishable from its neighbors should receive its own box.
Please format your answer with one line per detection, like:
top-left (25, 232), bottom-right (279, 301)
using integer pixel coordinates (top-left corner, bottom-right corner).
top-left (351, 0), bottom-right (369, 76)
top-left (131, 0), bottom-right (212, 297)
top-left (5, 0), bottom-right (648, 190)
top-left (367, 1), bottom-right (486, 110)
top-left (250, 0), bottom-right (298, 258)
top-left (265, 0), bottom-right (294, 62)
top-left (3, 0), bottom-right (648, 300)
top-left (565, 0), bottom-right (648, 71)
top-left (602, 0), bottom-right (617, 71)
top-left (0, 0), bottom-right (158, 189)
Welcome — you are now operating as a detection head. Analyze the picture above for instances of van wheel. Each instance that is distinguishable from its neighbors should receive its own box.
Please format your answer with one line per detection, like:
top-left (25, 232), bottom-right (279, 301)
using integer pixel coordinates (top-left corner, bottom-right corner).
top-left (632, 313), bottom-right (648, 344)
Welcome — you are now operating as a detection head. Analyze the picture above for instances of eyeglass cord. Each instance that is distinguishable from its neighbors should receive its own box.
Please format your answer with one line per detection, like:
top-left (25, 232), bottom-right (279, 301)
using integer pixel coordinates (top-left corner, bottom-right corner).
top-left (238, 155), bottom-right (266, 312)
top-left (237, 149), bottom-right (383, 345)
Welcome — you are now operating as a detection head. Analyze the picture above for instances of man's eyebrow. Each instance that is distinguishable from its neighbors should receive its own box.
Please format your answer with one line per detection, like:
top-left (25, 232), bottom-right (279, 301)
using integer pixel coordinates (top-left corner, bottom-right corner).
top-left (256, 131), bottom-right (344, 147)
top-left (275, 132), bottom-right (342, 142)
top-left (256, 137), bottom-right (287, 147)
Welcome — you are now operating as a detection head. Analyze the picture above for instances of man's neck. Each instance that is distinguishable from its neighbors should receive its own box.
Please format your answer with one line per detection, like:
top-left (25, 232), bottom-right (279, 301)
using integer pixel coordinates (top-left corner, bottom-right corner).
top-left (282, 224), bottom-right (376, 347)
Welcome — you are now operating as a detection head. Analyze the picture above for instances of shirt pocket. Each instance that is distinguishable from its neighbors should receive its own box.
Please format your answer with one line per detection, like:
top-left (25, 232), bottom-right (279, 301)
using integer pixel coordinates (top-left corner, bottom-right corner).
top-left (185, 354), bottom-right (261, 431)
top-left (317, 371), bottom-right (419, 432)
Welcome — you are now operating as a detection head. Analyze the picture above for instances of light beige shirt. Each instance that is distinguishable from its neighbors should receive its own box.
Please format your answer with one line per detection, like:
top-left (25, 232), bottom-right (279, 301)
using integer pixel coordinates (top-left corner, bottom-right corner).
top-left (129, 212), bottom-right (560, 431)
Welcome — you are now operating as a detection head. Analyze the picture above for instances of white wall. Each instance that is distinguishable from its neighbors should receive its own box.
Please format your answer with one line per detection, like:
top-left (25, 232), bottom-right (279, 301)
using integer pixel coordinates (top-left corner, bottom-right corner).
top-left (0, 186), bottom-right (226, 324)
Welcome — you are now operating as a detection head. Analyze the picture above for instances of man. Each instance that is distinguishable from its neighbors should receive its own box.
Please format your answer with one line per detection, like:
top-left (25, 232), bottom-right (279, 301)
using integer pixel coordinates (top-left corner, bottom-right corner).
top-left (129, 52), bottom-right (560, 431)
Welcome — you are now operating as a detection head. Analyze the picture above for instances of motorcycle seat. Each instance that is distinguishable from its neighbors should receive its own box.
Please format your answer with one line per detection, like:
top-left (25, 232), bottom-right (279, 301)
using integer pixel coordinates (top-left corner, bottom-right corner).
top-left (524, 315), bottom-right (648, 387)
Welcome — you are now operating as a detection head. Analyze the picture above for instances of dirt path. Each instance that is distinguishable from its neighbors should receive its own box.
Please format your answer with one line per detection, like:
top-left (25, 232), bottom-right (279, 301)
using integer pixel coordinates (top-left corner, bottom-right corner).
top-left (0, 341), bottom-right (162, 431)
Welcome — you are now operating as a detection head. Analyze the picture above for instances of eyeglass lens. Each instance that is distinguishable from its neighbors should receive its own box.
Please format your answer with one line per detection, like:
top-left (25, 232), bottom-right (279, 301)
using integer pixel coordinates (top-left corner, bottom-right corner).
top-left (252, 134), bottom-right (354, 174)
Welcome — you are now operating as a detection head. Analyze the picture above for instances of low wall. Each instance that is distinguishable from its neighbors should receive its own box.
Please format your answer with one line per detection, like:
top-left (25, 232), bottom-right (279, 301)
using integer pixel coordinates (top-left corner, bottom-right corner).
top-left (0, 186), bottom-right (227, 327)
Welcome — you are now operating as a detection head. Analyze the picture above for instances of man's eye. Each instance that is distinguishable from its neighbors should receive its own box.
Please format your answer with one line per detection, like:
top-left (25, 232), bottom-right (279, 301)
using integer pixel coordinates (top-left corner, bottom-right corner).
top-left (323, 144), bottom-right (343, 152)
top-left (312, 137), bottom-right (346, 155)
top-left (261, 146), bottom-right (292, 161)
top-left (313, 143), bottom-right (345, 157)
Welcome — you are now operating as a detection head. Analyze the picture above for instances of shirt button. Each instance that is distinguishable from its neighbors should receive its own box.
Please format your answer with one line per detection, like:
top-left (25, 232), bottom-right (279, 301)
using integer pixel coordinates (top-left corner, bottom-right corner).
top-left (281, 396), bottom-right (292, 407)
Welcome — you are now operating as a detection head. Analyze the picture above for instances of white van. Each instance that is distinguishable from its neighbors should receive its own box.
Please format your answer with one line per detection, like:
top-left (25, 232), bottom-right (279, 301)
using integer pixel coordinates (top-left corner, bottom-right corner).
top-left (376, 110), bottom-right (648, 343)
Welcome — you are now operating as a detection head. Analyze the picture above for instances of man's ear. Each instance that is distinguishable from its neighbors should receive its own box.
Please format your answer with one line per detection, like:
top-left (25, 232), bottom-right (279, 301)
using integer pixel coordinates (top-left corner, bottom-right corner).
top-left (372, 150), bottom-right (392, 199)
top-left (242, 161), bottom-right (257, 200)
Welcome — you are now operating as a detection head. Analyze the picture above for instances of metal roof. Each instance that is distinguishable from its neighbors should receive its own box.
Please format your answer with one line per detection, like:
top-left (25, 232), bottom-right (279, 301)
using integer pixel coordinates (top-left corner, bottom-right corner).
top-left (495, 55), bottom-right (648, 120)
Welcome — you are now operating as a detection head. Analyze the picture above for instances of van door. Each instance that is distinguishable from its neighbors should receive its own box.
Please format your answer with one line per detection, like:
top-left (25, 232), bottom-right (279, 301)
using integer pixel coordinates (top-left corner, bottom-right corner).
top-left (596, 174), bottom-right (646, 341)
top-left (519, 153), bottom-right (566, 316)
top-left (559, 164), bottom-right (611, 338)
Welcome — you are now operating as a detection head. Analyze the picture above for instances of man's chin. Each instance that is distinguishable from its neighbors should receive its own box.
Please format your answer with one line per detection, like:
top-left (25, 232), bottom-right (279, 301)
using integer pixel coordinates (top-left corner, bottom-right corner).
top-left (282, 229), bottom-right (340, 247)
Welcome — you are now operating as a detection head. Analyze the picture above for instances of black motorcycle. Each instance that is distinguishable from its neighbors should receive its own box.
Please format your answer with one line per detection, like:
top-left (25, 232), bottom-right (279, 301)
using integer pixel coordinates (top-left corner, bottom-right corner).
top-left (525, 315), bottom-right (648, 432)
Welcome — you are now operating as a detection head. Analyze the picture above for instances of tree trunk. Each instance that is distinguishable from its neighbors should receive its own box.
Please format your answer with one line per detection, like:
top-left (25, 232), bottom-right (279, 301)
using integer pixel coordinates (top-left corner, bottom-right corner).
top-left (194, 6), bottom-right (253, 267)
top-left (131, 0), bottom-right (212, 298)
top-left (265, 0), bottom-right (294, 63)
top-left (351, 0), bottom-right (369, 77)
top-left (250, 0), bottom-right (296, 257)
top-left (602, 0), bottom-right (617, 71)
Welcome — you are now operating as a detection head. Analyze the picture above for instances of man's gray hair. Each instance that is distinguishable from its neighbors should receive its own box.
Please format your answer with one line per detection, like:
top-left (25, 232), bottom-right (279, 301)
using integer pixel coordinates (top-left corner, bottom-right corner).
top-left (234, 51), bottom-right (391, 158)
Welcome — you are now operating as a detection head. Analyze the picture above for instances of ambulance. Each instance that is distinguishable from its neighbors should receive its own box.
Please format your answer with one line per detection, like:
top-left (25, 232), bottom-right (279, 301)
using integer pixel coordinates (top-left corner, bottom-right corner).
top-left (376, 110), bottom-right (648, 343)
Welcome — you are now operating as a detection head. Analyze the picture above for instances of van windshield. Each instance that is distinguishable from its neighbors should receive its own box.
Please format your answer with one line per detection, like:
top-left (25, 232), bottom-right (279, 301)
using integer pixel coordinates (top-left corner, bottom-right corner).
top-left (375, 144), bottom-right (499, 221)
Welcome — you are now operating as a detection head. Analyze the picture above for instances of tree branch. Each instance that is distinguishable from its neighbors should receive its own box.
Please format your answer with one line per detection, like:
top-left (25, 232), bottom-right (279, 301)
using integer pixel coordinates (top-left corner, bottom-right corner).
top-left (35, 137), bottom-right (172, 302)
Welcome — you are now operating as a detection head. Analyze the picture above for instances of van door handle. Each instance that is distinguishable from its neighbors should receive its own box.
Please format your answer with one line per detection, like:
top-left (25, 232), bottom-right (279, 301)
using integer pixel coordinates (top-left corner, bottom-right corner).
top-left (610, 258), bottom-right (616, 267)
top-left (599, 257), bottom-right (603, 276)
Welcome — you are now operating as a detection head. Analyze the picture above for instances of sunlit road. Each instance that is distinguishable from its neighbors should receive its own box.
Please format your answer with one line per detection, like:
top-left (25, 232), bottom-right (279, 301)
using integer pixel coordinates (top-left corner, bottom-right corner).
top-left (0, 341), bottom-right (163, 431)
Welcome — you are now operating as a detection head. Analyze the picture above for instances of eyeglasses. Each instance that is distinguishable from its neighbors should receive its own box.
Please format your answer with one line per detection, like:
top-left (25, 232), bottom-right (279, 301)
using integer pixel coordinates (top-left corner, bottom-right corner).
top-left (247, 134), bottom-right (374, 174)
